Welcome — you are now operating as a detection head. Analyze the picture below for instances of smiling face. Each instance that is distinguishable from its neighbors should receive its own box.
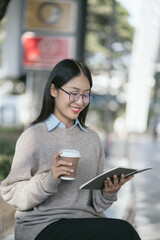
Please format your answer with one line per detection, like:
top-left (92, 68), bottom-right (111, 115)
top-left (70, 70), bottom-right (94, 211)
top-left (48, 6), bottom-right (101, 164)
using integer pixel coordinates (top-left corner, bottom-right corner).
top-left (50, 73), bottom-right (91, 128)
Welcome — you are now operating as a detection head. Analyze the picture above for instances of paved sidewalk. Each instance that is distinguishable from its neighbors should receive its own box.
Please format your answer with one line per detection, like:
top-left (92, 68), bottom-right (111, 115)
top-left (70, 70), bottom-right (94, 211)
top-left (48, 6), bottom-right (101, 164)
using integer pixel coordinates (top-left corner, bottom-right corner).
top-left (128, 134), bottom-right (160, 240)
top-left (105, 133), bottom-right (160, 240)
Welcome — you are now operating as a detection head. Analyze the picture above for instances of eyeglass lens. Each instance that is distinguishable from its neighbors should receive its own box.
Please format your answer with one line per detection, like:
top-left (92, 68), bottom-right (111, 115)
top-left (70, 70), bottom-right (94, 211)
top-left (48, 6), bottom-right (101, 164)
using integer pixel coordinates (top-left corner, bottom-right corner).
top-left (70, 92), bottom-right (93, 104)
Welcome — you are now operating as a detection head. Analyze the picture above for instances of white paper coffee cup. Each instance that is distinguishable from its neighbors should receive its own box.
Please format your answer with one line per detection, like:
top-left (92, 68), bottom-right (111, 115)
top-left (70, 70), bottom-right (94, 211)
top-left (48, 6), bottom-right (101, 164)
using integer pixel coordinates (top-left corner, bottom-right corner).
top-left (59, 149), bottom-right (81, 180)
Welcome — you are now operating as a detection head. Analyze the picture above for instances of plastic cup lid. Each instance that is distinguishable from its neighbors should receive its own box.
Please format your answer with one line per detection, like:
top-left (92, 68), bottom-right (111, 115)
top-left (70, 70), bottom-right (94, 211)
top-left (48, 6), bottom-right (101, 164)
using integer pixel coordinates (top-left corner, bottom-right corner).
top-left (60, 149), bottom-right (81, 158)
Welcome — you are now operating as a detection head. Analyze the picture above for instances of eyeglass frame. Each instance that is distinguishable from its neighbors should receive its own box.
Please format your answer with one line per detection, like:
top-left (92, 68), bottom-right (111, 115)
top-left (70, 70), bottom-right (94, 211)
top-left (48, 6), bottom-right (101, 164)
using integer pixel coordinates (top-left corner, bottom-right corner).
top-left (59, 87), bottom-right (94, 104)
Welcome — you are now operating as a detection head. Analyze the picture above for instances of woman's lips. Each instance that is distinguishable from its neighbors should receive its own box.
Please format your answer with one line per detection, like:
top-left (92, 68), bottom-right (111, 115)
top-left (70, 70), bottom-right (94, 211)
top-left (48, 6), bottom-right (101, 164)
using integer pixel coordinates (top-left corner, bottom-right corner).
top-left (70, 107), bottom-right (81, 113)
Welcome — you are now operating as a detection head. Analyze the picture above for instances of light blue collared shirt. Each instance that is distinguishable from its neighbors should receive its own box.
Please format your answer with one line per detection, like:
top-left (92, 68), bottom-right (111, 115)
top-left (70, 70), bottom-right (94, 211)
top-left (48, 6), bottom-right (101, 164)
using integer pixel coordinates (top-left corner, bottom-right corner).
top-left (46, 114), bottom-right (87, 132)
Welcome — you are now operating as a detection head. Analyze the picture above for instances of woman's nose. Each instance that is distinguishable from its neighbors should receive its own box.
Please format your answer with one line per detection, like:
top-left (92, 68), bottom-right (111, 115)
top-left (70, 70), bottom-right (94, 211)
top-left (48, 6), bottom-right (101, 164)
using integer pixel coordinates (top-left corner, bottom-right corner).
top-left (76, 95), bottom-right (84, 105)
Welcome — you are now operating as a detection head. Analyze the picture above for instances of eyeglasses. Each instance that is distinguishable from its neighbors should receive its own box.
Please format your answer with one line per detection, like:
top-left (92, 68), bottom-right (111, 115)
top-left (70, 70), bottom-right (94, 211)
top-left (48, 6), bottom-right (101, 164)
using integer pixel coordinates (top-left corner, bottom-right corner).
top-left (59, 87), bottom-right (94, 104)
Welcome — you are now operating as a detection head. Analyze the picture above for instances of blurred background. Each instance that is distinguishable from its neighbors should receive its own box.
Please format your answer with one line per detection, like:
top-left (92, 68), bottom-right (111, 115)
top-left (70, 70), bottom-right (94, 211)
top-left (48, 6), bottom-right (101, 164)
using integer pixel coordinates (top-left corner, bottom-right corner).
top-left (0, 0), bottom-right (160, 240)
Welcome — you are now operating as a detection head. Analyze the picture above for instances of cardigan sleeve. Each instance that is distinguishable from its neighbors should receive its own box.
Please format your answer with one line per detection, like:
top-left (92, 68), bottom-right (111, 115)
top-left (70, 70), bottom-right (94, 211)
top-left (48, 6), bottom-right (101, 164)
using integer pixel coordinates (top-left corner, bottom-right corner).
top-left (91, 135), bottom-right (117, 213)
top-left (0, 128), bottom-right (61, 211)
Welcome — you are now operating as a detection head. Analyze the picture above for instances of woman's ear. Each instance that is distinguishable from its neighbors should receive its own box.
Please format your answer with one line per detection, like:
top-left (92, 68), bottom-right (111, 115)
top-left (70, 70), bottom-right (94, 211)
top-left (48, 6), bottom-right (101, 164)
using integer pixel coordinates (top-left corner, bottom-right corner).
top-left (50, 84), bottom-right (57, 97)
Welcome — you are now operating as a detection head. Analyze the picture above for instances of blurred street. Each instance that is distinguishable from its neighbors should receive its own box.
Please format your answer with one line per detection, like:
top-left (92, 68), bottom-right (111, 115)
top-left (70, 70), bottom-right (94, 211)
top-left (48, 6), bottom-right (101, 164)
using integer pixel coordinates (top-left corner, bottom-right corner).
top-left (104, 133), bottom-right (160, 240)
top-left (129, 134), bottom-right (160, 240)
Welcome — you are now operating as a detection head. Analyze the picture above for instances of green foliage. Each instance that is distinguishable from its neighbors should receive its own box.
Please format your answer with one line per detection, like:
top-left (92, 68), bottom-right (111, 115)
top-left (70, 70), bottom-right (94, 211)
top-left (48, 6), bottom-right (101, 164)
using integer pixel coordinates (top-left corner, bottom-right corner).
top-left (0, 126), bottom-right (22, 138)
top-left (0, 138), bottom-right (16, 155)
top-left (86, 0), bottom-right (134, 55)
top-left (0, 154), bottom-right (12, 181)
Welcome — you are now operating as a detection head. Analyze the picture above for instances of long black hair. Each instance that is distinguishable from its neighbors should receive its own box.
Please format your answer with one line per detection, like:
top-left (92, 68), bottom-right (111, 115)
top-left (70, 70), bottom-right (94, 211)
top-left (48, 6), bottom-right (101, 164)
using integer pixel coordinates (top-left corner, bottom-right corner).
top-left (31, 59), bottom-right (93, 127)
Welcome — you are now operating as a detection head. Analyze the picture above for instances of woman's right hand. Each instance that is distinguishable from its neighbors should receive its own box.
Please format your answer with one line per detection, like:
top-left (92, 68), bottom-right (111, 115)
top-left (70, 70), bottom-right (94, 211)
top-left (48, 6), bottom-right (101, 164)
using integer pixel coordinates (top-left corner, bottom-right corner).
top-left (51, 152), bottom-right (74, 179)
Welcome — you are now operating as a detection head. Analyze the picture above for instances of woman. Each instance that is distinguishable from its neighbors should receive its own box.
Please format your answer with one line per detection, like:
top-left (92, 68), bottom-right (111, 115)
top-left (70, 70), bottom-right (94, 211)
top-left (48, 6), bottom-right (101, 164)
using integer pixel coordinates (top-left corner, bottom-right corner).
top-left (0, 59), bottom-right (141, 240)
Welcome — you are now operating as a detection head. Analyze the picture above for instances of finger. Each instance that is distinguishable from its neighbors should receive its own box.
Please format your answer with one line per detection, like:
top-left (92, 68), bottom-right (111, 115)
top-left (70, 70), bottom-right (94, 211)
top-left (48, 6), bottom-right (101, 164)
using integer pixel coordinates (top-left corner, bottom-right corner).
top-left (59, 166), bottom-right (74, 173)
top-left (119, 174), bottom-right (125, 185)
top-left (53, 152), bottom-right (61, 164)
top-left (124, 174), bottom-right (134, 183)
top-left (105, 178), bottom-right (114, 188)
top-left (56, 160), bottom-right (73, 167)
top-left (104, 180), bottom-right (109, 188)
top-left (58, 167), bottom-right (74, 176)
top-left (127, 174), bottom-right (134, 180)
top-left (120, 174), bottom-right (134, 185)
top-left (113, 175), bottom-right (119, 186)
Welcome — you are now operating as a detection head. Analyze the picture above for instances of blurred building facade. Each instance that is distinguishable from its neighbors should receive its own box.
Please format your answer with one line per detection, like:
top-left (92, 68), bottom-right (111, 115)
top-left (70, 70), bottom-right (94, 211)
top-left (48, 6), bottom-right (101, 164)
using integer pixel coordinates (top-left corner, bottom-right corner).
top-left (0, 0), bottom-right (87, 126)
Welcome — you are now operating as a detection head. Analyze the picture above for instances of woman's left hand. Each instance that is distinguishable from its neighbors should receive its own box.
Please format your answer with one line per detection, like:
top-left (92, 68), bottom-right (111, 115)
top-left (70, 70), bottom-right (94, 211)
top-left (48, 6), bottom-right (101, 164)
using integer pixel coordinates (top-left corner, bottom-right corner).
top-left (104, 174), bottom-right (134, 194)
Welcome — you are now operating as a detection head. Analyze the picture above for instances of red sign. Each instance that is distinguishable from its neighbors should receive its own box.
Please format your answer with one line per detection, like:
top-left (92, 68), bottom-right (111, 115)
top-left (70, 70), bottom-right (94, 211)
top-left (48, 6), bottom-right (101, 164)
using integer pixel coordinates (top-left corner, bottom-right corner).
top-left (21, 33), bottom-right (75, 69)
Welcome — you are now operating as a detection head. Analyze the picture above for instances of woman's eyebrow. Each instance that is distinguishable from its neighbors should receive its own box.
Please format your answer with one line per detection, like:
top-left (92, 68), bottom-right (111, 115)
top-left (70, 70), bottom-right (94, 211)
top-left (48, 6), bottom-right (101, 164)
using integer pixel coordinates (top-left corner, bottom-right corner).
top-left (67, 87), bottom-right (91, 91)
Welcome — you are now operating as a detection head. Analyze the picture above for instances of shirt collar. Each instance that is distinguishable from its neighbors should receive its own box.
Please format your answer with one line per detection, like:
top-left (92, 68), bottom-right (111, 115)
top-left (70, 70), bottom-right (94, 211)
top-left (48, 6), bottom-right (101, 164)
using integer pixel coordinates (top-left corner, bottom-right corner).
top-left (46, 114), bottom-right (87, 132)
